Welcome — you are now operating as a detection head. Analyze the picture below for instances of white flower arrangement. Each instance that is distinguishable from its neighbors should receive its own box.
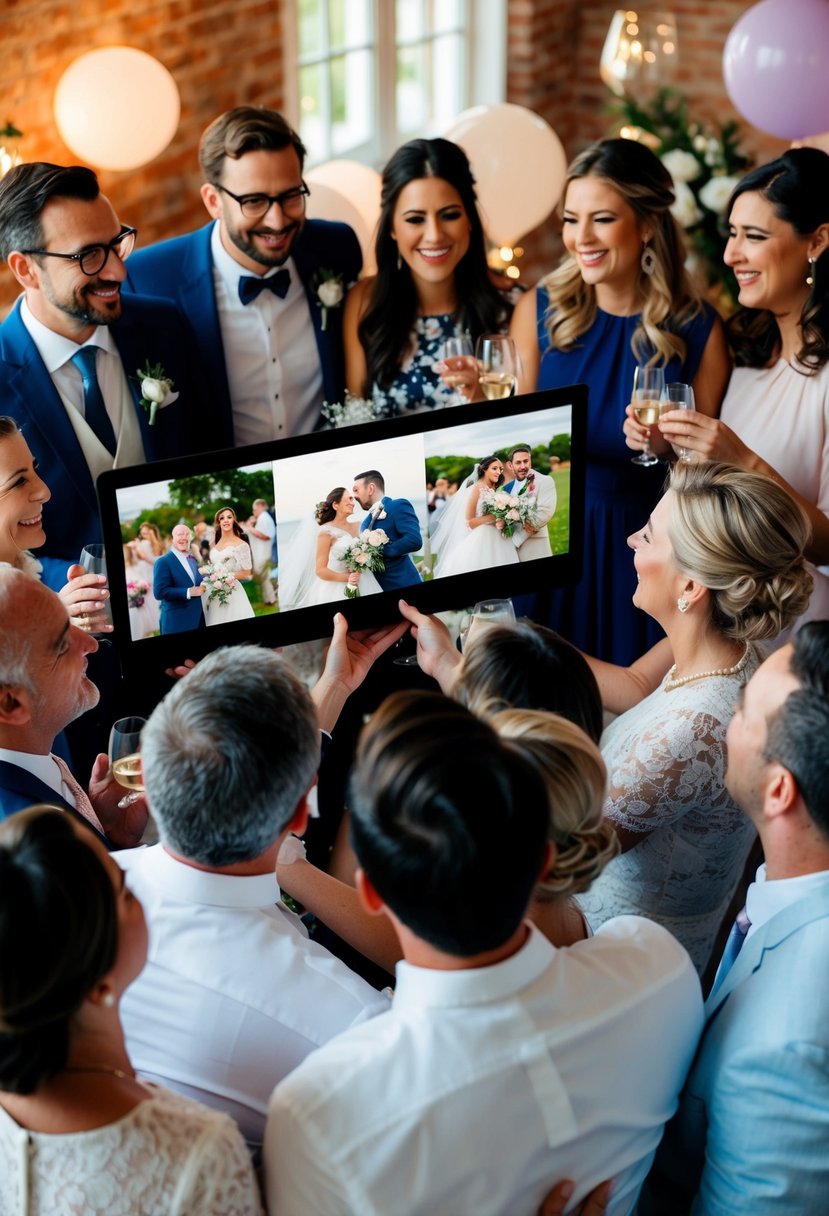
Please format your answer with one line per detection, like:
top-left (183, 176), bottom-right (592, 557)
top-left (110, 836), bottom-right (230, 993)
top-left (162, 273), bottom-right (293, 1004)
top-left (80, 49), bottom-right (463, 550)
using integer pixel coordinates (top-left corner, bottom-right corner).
top-left (321, 394), bottom-right (386, 428)
top-left (661, 147), bottom-right (701, 184)
top-left (134, 360), bottom-right (179, 425)
top-left (313, 267), bottom-right (345, 331)
top-left (333, 530), bottom-right (389, 599)
top-left (198, 562), bottom-right (237, 606)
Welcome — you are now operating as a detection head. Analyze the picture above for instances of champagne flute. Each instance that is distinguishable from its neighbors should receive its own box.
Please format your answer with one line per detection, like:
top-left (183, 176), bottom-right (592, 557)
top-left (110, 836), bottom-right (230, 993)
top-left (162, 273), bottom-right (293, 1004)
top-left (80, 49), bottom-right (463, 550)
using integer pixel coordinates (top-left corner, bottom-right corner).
top-left (439, 335), bottom-right (474, 407)
top-left (79, 543), bottom-right (114, 636)
top-left (630, 365), bottom-right (665, 467)
top-left (109, 716), bottom-right (146, 801)
top-left (660, 382), bottom-right (696, 463)
top-left (476, 336), bottom-right (517, 400)
top-left (459, 599), bottom-right (516, 653)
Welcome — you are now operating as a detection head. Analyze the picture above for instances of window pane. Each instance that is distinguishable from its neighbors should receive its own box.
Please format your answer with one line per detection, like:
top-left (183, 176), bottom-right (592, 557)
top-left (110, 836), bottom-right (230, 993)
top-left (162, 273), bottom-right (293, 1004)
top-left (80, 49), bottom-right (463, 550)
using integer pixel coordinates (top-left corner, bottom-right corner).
top-left (330, 0), bottom-right (371, 49)
top-left (397, 0), bottom-right (424, 43)
top-left (433, 34), bottom-right (464, 127)
top-left (432, 0), bottom-right (462, 34)
top-left (396, 43), bottom-right (427, 133)
top-left (299, 62), bottom-right (326, 161)
top-left (331, 50), bottom-right (373, 154)
top-left (298, 0), bottom-right (324, 57)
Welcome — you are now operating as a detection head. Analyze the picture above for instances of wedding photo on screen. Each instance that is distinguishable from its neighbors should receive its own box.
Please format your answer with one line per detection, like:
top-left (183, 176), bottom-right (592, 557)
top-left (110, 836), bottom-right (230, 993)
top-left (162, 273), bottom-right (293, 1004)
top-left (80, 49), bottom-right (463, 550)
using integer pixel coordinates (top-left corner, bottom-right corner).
top-left (98, 386), bottom-right (586, 660)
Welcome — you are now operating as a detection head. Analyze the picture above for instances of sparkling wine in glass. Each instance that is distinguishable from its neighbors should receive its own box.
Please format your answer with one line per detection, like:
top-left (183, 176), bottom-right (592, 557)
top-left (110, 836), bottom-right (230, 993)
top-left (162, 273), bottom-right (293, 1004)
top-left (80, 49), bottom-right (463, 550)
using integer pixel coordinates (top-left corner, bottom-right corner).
top-left (476, 336), bottom-right (517, 400)
top-left (459, 599), bottom-right (516, 653)
top-left (661, 382), bottom-right (696, 463)
top-left (109, 716), bottom-right (147, 796)
top-left (630, 365), bottom-right (665, 467)
top-left (439, 335), bottom-right (475, 406)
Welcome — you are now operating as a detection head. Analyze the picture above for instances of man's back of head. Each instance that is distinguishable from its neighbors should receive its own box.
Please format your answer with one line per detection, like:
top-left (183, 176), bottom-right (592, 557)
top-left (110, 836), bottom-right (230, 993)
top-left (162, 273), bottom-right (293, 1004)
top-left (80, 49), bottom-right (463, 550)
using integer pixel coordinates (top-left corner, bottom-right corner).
top-left (142, 645), bottom-right (319, 866)
top-left (349, 690), bottom-right (549, 958)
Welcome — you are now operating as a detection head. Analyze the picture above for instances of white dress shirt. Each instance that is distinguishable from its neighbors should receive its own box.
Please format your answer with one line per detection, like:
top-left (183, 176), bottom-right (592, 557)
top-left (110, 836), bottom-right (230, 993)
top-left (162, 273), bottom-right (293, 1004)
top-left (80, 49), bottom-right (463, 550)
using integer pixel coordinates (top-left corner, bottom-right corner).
top-left (116, 844), bottom-right (387, 1152)
top-left (210, 222), bottom-right (323, 442)
top-left (20, 300), bottom-right (145, 477)
top-left (265, 918), bottom-right (703, 1216)
top-left (744, 862), bottom-right (829, 938)
top-left (0, 746), bottom-right (79, 810)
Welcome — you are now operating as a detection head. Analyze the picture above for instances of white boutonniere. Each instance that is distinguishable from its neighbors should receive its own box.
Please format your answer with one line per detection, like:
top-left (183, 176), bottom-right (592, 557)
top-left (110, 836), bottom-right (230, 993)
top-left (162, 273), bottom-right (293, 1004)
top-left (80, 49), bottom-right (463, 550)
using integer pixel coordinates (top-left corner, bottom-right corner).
top-left (313, 268), bottom-right (345, 332)
top-left (370, 502), bottom-right (387, 521)
top-left (134, 360), bottom-right (179, 425)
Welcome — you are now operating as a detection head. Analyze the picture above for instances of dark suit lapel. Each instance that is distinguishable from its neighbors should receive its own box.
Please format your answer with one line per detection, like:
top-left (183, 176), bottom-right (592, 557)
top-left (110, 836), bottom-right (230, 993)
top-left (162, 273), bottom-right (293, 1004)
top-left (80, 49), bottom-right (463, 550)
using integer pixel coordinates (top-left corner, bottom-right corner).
top-left (292, 230), bottom-right (340, 405)
top-left (177, 226), bottom-right (230, 407)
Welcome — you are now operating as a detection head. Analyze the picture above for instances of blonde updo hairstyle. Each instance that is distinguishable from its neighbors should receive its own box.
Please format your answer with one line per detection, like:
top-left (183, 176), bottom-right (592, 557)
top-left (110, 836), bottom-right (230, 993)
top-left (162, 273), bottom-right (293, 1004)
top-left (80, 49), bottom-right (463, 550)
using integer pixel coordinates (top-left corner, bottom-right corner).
top-left (490, 709), bottom-right (619, 900)
top-left (669, 460), bottom-right (813, 641)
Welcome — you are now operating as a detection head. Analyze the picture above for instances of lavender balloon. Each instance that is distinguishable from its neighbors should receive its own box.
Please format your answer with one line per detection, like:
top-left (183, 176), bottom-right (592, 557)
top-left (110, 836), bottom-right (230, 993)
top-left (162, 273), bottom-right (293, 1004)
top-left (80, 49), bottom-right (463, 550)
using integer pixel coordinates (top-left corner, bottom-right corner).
top-left (723, 0), bottom-right (829, 140)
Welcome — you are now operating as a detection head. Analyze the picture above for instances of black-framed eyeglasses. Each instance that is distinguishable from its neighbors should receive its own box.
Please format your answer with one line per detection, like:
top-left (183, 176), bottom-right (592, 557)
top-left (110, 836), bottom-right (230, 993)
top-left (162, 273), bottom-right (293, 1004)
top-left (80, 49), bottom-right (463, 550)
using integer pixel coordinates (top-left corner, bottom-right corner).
top-left (213, 182), bottom-right (310, 219)
top-left (21, 226), bottom-right (138, 276)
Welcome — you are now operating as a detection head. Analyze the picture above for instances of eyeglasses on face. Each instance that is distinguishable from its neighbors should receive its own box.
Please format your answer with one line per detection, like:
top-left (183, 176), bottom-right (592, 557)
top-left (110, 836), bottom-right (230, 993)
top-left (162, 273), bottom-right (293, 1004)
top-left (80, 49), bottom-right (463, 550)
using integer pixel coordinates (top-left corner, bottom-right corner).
top-left (213, 182), bottom-right (310, 219)
top-left (21, 227), bottom-right (137, 276)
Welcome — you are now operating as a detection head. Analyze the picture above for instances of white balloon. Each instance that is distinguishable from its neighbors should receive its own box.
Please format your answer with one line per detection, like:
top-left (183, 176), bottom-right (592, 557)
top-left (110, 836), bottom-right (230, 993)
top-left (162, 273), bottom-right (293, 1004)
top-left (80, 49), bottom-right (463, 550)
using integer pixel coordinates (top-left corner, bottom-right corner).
top-left (306, 160), bottom-right (382, 274)
top-left (54, 47), bottom-right (180, 172)
top-left (444, 104), bottom-right (567, 246)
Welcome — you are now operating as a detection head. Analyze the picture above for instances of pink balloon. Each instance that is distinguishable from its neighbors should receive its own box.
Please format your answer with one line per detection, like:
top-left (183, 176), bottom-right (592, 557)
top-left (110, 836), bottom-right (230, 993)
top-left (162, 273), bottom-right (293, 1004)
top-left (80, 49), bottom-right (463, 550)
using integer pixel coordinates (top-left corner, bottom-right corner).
top-left (724, 0), bottom-right (829, 140)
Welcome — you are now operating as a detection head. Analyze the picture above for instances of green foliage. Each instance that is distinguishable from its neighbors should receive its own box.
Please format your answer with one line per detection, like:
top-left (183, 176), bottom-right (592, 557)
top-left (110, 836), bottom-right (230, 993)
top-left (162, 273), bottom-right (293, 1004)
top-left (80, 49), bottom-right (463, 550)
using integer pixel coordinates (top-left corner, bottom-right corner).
top-left (167, 469), bottom-right (274, 521)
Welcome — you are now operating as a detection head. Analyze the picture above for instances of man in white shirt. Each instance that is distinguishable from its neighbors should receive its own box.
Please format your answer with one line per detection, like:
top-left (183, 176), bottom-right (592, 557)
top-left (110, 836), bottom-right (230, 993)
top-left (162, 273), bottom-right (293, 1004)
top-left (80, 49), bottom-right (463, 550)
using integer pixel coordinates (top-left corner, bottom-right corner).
top-left (264, 692), bottom-right (703, 1216)
top-left (245, 497), bottom-right (277, 604)
top-left (117, 625), bottom-right (406, 1155)
top-left (643, 622), bottom-right (829, 1216)
top-left (0, 569), bottom-right (147, 848)
top-left (125, 106), bottom-right (362, 443)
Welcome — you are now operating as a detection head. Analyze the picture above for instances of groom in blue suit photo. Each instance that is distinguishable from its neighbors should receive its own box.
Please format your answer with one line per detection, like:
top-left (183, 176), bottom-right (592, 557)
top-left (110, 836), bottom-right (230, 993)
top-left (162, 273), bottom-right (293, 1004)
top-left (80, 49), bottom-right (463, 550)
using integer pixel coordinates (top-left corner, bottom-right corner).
top-left (154, 525), bottom-right (207, 635)
top-left (0, 162), bottom-right (211, 592)
top-left (125, 106), bottom-right (362, 445)
top-left (353, 469), bottom-right (423, 592)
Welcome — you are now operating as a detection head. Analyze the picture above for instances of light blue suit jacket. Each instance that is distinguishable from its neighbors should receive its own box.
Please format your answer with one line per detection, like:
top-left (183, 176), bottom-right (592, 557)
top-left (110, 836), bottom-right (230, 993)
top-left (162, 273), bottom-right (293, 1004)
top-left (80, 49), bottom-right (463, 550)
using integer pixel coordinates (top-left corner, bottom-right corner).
top-left (125, 219), bottom-right (361, 438)
top-left (644, 884), bottom-right (829, 1215)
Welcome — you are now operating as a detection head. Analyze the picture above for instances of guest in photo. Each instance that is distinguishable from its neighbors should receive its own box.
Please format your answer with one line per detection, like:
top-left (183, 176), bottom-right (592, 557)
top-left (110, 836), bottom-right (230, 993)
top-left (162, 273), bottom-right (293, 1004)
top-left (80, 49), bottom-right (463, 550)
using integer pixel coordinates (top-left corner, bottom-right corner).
top-left (153, 525), bottom-right (206, 635)
top-left (202, 507), bottom-right (255, 627)
top-left (126, 523), bottom-right (162, 635)
top-left (352, 469), bottom-right (422, 590)
top-left (123, 544), bottom-right (156, 642)
top-left (245, 498), bottom-right (277, 605)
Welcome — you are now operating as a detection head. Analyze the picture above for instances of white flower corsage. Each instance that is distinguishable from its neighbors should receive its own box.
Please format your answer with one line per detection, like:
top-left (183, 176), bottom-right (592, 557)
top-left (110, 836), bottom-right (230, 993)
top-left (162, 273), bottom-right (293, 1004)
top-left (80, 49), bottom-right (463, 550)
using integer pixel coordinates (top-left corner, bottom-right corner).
top-left (134, 360), bottom-right (179, 425)
top-left (314, 268), bottom-right (345, 332)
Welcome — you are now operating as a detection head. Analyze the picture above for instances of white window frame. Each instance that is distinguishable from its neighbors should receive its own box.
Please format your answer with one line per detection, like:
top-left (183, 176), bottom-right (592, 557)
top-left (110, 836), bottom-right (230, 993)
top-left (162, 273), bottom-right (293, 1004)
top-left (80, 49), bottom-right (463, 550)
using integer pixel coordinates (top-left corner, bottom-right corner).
top-left (282, 0), bottom-right (507, 168)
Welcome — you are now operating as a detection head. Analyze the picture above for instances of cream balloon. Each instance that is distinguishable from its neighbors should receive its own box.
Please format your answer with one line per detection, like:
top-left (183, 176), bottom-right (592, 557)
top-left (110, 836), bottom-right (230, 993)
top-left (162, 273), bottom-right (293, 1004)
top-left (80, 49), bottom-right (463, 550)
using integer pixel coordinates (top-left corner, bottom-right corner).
top-left (55, 47), bottom-right (180, 172)
top-left (443, 104), bottom-right (567, 246)
top-left (306, 160), bottom-right (382, 275)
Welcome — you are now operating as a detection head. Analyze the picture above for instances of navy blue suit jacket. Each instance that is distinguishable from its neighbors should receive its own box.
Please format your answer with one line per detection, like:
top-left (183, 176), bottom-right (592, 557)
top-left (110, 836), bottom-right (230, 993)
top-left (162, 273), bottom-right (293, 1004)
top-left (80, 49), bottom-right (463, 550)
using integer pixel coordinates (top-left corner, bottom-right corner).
top-left (0, 760), bottom-right (109, 846)
top-left (0, 295), bottom-right (215, 591)
top-left (361, 496), bottom-right (423, 591)
top-left (125, 219), bottom-right (361, 437)
top-left (154, 550), bottom-right (206, 634)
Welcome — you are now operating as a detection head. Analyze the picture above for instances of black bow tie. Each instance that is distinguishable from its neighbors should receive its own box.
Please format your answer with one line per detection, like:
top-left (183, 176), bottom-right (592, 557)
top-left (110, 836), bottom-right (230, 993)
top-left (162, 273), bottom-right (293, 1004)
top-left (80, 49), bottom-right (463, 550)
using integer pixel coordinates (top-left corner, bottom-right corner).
top-left (238, 268), bottom-right (291, 305)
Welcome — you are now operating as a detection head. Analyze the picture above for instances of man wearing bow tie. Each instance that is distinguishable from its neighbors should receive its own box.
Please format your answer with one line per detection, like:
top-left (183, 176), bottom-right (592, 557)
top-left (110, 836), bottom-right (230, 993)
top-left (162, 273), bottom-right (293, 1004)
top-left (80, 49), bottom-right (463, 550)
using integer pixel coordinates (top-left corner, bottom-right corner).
top-left (125, 106), bottom-right (362, 444)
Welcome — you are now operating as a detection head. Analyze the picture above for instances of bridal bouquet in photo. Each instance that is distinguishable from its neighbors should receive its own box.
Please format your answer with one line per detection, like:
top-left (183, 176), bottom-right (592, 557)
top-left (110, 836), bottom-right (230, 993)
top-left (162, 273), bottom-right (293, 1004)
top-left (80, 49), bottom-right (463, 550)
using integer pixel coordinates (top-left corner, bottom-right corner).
top-left (127, 579), bottom-right (150, 608)
top-left (198, 563), bottom-right (238, 607)
top-left (334, 530), bottom-right (390, 599)
top-left (481, 488), bottom-right (537, 539)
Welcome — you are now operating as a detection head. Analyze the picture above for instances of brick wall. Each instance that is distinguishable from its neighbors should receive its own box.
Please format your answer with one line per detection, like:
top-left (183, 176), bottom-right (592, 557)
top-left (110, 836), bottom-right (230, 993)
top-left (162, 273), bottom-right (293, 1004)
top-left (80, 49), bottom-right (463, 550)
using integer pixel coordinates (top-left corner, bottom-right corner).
top-left (0, 0), bottom-right (790, 312)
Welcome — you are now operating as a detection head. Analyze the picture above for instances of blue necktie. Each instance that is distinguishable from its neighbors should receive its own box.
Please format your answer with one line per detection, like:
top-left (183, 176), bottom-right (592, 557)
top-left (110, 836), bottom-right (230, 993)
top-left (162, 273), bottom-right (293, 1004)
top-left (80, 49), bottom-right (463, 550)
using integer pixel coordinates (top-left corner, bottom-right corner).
top-left (71, 346), bottom-right (117, 455)
top-left (710, 906), bottom-right (751, 995)
top-left (238, 268), bottom-right (291, 305)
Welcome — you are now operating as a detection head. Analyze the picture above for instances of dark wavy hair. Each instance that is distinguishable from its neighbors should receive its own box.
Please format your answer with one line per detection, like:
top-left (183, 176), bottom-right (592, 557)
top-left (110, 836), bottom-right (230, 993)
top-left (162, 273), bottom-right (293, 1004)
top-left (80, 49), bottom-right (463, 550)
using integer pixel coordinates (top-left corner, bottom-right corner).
top-left (315, 487), bottom-right (347, 526)
top-left (358, 138), bottom-right (512, 393)
top-left (212, 506), bottom-right (247, 545)
top-left (475, 454), bottom-right (504, 486)
top-left (725, 148), bottom-right (829, 372)
top-left (0, 807), bottom-right (118, 1094)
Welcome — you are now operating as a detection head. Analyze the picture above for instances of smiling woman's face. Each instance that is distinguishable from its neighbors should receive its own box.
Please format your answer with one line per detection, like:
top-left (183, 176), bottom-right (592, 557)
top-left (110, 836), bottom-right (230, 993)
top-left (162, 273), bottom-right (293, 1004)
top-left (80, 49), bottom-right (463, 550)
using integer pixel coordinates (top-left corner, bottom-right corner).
top-left (0, 431), bottom-right (51, 563)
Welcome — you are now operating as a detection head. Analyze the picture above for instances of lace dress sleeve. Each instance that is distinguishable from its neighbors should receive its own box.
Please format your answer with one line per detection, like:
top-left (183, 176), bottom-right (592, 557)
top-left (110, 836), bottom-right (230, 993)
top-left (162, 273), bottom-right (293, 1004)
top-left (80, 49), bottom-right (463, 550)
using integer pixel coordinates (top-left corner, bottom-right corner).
top-left (171, 1111), bottom-right (264, 1216)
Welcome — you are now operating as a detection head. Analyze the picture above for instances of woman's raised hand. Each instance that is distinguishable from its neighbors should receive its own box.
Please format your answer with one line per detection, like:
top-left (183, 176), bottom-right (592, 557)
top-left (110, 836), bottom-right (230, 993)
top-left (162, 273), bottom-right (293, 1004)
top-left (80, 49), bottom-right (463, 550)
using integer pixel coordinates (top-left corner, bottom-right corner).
top-left (59, 563), bottom-right (112, 633)
top-left (623, 403), bottom-right (672, 457)
top-left (657, 410), bottom-right (753, 465)
top-left (434, 353), bottom-right (482, 402)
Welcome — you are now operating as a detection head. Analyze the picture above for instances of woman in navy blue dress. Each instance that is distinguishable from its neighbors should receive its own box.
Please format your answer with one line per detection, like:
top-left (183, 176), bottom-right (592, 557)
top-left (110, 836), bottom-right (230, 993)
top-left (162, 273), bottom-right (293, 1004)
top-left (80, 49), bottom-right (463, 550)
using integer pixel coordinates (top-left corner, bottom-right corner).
top-left (511, 139), bottom-right (730, 664)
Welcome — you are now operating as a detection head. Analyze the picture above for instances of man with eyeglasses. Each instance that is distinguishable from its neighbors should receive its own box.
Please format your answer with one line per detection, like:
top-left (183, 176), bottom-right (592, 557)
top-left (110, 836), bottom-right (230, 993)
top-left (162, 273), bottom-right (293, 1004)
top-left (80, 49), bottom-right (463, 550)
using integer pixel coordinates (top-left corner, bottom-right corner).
top-left (125, 106), bottom-right (362, 443)
top-left (0, 161), bottom-right (211, 593)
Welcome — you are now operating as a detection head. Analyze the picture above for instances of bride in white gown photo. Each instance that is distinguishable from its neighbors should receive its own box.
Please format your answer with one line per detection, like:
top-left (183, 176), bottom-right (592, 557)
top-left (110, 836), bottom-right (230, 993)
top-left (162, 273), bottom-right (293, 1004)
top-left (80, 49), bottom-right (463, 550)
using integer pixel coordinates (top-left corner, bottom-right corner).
top-left (279, 488), bottom-right (383, 611)
top-left (432, 455), bottom-right (520, 578)
top-left (202, 507), bottom-right (256, 626)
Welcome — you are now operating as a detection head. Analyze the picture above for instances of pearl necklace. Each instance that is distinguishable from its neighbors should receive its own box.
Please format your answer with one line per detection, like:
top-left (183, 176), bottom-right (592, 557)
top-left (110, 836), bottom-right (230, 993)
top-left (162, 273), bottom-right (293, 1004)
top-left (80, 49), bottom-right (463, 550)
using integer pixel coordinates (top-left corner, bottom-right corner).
top-left (664, 643), bottom-right (751, 692)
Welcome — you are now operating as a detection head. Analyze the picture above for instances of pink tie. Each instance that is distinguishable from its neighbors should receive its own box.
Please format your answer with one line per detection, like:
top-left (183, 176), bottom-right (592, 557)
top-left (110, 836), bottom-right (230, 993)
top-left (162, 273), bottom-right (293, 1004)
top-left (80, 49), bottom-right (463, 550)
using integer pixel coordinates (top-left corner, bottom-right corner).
top-left (53, 755), bottom-right (106, 836)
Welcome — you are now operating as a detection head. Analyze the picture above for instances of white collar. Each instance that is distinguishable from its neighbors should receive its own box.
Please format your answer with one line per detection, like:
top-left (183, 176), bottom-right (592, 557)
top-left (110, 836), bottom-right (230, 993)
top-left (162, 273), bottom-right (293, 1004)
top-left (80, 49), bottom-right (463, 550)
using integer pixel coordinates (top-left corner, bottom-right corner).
top-left (745, 861), bottom-right (829, 938)
top-left (392, 922), bottom-right (554, 1011)
top-left (209, 219), bottom-right (297, 293)
top-left (20, 297), bottom-right (118, 374)
top-left (0, 747), bottom-right (63, 795)
top-left (118, 843), bottom-right (282, 908)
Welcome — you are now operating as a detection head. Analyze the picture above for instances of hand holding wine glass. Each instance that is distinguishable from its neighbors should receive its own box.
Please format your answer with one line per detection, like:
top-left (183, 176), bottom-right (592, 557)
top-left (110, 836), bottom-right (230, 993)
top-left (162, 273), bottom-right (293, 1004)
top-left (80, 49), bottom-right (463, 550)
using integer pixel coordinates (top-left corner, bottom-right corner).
top-left (659, 382), bottom-right (696, 463)
top-left (438, 335), bottom-right (476, 406)
top-left (476, 336), bottom-right (518, 400)
top-left (459, 599), bottom-right (516, 652)
top-left (630, 365), bottom-right (665, 467)
top-left (109, 716), bottom-right (146, 806)
top-left (76, 544), bottom-right (114, 635)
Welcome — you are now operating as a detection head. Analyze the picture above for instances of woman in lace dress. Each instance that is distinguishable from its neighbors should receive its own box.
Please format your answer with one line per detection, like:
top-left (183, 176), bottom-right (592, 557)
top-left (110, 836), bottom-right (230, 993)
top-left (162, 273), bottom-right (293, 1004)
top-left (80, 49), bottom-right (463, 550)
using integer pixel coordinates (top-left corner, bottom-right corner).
top-left (575, 461), bottom-right (812, 975)
top-left (202, 507), bottom-right (255, 626)
top-left (0, 416), bottom-right (110, 632)
top-left (343, 138), bottom-right (519, 415)
top-left (433, 455), bottom-right (520, 578)
top-left (0, 806), bottom-right (261, 1216)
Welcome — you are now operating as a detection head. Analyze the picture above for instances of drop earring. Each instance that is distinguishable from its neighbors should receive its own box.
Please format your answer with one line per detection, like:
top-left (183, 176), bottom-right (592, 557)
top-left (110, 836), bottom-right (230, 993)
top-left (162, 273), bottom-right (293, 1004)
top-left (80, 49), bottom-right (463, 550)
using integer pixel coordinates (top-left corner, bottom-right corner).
top-left (397, 251), bottom-right (402, 271)
top-left (807, 256), bottom-right (816, 287)
top-left (641, 243), bottom-right (656, 276)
